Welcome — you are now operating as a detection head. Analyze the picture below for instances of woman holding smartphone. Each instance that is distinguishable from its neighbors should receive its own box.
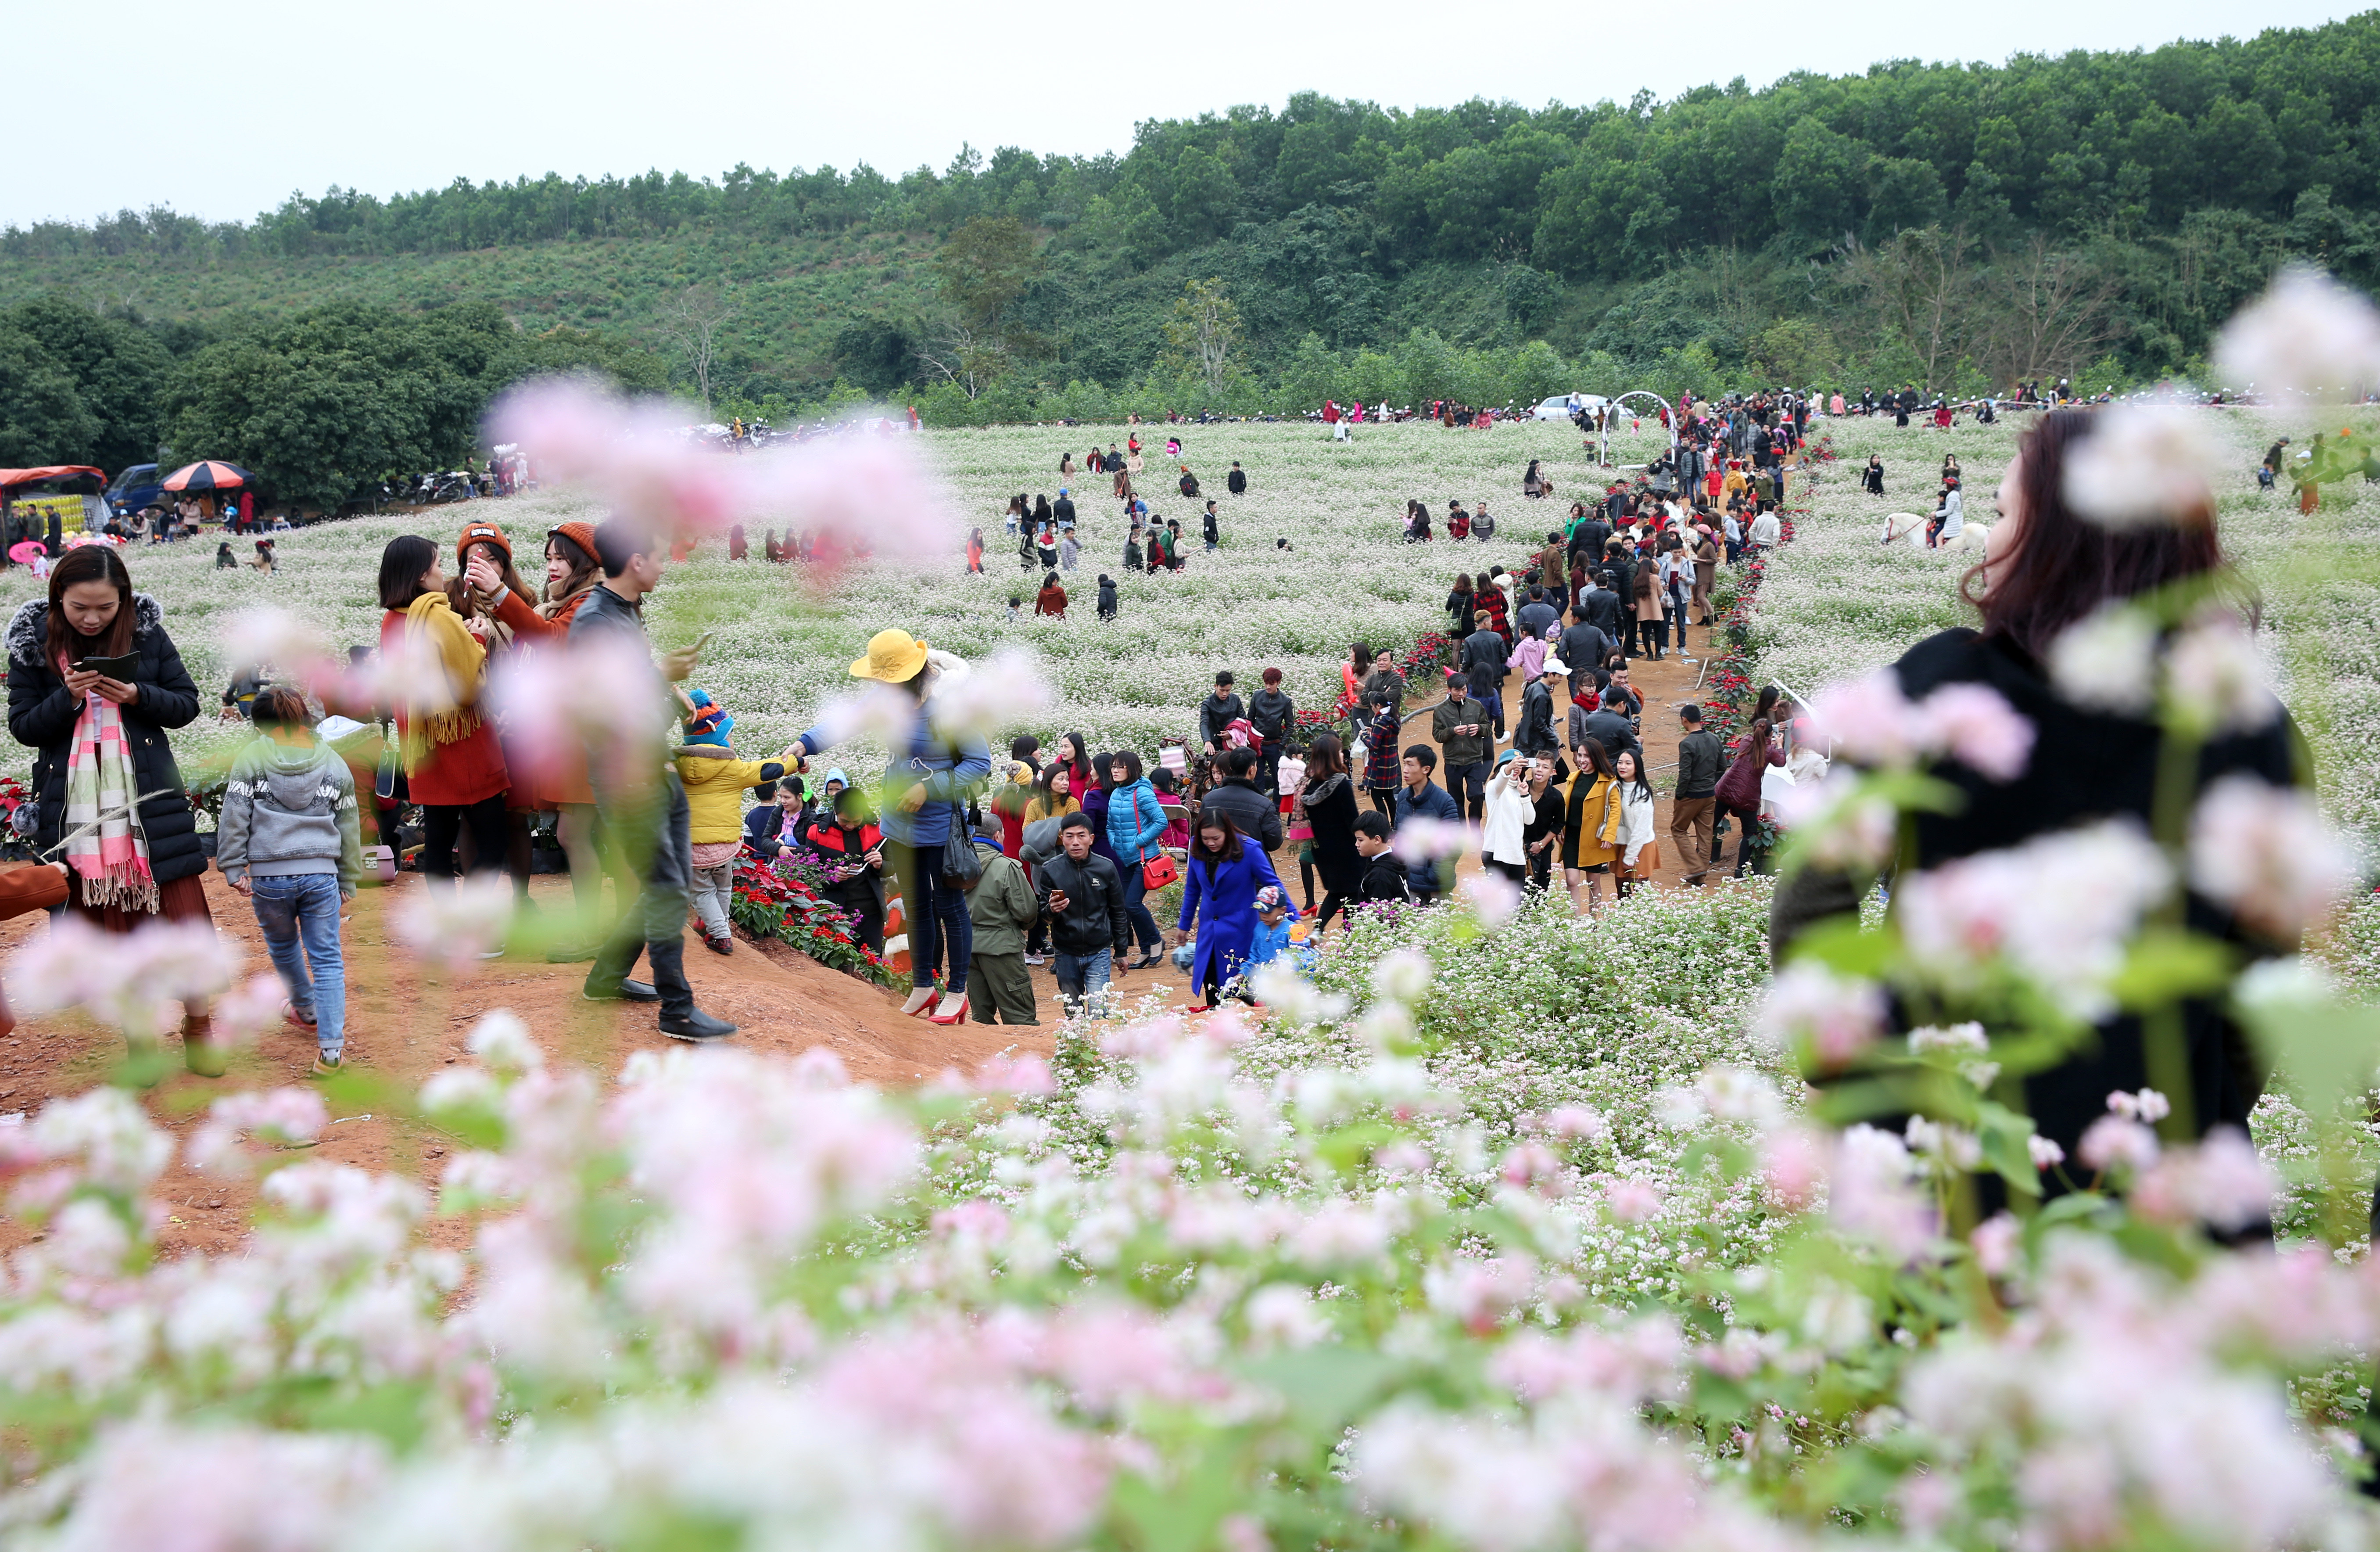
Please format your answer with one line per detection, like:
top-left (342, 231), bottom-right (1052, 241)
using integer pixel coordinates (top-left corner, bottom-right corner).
top-left (6, 544), bottom-right (222, 1073)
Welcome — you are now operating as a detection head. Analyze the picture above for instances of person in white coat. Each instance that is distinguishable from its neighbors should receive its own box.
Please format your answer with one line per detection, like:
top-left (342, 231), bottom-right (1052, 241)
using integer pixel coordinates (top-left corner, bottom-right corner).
top-left (1479, 750), bottom-right (1537, 885)
top-left (1928, 481), bottom-right (1964, 548)
top-left (1611, 747), bottom-right (1657, 898)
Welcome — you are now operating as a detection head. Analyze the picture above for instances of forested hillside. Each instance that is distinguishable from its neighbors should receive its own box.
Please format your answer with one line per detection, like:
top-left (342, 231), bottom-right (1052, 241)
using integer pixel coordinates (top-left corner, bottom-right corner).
top-left (7, 15), bottom-right (2380, 492)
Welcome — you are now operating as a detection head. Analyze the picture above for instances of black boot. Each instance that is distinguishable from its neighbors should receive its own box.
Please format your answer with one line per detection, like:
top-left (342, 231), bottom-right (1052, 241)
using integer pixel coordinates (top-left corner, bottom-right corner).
top-left (649, 937), bottom-right (735, 1041)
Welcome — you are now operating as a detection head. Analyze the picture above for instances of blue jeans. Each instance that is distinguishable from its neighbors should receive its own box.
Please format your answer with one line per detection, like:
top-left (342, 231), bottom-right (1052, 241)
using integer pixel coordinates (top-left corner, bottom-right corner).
top-left (1053, 947), bottom-right (1111, 1009)
top-left (251, 873), bottom-right (346, 1058)
top-left (1119, 862), bottom-right (1161, 953)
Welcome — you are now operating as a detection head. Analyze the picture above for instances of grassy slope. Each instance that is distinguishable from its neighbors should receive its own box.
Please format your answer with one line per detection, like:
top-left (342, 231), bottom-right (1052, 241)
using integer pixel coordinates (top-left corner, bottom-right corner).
top-left (1750, 409), bottom-right (2380, 847)
top-left (0, 229), bottom-right (940, 387)
top-left (0, 417), bottom-right (1674, 788)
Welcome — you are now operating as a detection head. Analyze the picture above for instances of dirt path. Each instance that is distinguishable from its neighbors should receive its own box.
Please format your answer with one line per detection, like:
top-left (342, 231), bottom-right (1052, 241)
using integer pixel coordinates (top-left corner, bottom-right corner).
top-left (0, 872), bottom-right (1047, 1261)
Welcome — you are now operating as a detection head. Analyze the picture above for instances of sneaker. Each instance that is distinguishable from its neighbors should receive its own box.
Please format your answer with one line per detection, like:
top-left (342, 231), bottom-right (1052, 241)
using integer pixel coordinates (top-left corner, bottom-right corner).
top-left (309, 1054), bottom-right (343, 1078)
top-left (1023, 953), bottom-right (1047, 966)
top-left (659, 1008), bottom-right (738, 1041)
top-left (704, 934), bottom-right (734, 956)
top-left (282, 1001), bottom-right (318, 1031)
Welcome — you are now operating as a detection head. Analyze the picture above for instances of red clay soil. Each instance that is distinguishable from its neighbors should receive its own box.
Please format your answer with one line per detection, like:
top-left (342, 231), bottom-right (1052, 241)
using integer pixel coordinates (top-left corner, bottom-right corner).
top-left (0, 872), bottom-right (1050, 1262)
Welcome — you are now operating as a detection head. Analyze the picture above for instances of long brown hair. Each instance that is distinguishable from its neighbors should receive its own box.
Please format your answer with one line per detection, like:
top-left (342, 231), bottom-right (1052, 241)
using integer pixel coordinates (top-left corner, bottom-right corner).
top-left (46, 545), bottom-right (135, 665)
top-left (1962, 408), bottom-right (2226, 660)
top-left (1303, 732), bottom-right (1348, 784)
top-left (449, 539), bottom-right (533, 618)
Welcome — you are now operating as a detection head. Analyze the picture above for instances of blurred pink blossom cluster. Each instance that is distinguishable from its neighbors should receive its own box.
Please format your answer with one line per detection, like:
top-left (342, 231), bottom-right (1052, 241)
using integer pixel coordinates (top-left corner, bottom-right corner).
top-left (1897, 820), bottom-right (2171, 1018)
top-left (1803, 668), bottom-right (2035, 780)
top-left (5, 917), bottom-right (242, 1042)
top-left (487, 377), bottom-right (955, 572)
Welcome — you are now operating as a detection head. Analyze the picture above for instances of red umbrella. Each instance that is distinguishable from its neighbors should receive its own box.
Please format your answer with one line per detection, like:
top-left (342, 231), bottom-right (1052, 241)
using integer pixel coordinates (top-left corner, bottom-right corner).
top-left (161, 461), bottom-right (254, 492)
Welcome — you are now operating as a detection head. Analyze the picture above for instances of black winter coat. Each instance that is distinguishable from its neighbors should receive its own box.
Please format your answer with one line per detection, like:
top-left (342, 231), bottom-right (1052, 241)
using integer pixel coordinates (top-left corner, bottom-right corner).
top-left (1198, 777), bottom-right (1282, 853)
top-left (7, 593), bottom-right (205, 884)
top-left (1774, 626), bottom-right (2307, 1181)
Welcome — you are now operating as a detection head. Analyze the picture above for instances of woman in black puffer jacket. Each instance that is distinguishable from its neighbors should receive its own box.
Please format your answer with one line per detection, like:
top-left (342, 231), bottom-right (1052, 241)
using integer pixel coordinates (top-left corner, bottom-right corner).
top-left (6, 544), bottom-right (220, 1073)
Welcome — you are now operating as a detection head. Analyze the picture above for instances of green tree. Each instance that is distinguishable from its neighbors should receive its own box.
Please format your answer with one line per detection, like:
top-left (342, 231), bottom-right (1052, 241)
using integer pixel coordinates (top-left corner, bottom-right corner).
top-left (0, 323), bottom-right (101, 467)
top-left (1774, 117), bottom-right (1864, 252)
top-left (0, 294), bottom-right (171, 471)
top-left (1162, 279), bottom-right (1246, 395)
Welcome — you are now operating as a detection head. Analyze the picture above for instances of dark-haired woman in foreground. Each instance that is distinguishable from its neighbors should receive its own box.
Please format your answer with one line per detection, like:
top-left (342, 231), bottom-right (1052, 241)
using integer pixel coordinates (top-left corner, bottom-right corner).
top-left (6, 544), bottom-right (221, 1072)
top-left (1773, 408), bottom-right (2307, 1168)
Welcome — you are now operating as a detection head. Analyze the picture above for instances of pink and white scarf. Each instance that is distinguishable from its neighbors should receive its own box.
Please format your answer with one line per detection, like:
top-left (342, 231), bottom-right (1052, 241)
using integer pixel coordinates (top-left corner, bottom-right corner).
top-left (59, 658), bottom-right (156, 912)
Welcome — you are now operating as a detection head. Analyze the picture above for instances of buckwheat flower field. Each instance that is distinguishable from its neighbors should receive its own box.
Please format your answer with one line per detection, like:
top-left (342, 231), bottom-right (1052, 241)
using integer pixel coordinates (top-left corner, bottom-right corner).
top-left (0, 417), bottom-right (1674, 787)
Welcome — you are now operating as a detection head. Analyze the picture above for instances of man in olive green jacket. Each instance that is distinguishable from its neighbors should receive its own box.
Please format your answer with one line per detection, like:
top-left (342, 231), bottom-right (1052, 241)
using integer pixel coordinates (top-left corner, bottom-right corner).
top-left (965, 820), bottom-right (1041, 1025)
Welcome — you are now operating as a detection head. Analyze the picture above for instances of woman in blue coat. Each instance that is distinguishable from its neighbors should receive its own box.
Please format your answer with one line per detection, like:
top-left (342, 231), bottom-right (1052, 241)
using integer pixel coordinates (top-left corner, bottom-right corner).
top-left (1173, 812), bottom-right (1285, 1011)
top-left (1104, 750), bottom-right (1169, 967)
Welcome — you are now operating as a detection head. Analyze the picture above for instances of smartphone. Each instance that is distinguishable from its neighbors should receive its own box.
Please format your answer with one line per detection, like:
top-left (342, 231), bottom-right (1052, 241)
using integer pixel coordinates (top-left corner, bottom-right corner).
top-left (74, 654), bottom-right (140, 680)
top-left (691, 629), bottom-right (717, 655)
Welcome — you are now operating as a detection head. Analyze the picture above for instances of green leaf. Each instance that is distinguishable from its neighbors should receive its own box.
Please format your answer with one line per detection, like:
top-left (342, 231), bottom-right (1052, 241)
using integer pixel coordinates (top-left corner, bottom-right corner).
top-left (2107, 930), bottom-right (2234, 1012)
top-left (1236, 1347), bottom-right (1405, 1434)
top-left (1974, 1100), bottom-right (2043, 1197)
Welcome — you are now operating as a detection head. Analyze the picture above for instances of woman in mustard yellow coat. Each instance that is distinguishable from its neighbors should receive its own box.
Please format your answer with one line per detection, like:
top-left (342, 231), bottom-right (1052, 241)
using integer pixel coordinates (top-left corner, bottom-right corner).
top-left (1562, 738), bottom-right (1622, 915)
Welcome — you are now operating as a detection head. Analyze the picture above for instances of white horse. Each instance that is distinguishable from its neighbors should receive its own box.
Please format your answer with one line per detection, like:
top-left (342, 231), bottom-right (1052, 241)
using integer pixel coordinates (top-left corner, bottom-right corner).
top-left (1880, 511), bottom-right (1992, 554)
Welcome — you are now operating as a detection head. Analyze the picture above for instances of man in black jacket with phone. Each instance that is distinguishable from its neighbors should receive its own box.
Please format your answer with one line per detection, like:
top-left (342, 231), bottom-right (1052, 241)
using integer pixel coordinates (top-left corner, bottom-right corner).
top-left (1037, 814), bottom-right (1130, 1010)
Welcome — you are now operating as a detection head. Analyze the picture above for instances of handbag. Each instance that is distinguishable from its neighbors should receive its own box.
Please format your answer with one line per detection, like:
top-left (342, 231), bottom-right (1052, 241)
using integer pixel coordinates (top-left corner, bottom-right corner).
top-left (939, 824), bottom-right (983, 888)
top-left (1141, 853), bottom-right (1180, 891)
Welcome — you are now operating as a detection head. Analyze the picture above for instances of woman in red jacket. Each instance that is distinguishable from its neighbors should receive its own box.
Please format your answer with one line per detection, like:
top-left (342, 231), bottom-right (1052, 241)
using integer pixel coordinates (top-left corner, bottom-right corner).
top-left (378, 535), bottom-right (509, 894)
top-left (470, 521), bottom-right (624, 938)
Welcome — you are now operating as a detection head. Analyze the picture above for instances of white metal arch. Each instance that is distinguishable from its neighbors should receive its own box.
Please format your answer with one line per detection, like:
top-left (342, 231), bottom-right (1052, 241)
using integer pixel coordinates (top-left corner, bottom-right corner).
top-left (1590, 390), bottom-right (1678, 466)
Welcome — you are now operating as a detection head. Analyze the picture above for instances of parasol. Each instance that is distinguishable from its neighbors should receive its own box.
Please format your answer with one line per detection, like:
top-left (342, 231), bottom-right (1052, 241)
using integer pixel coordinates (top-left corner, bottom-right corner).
top-left (7, 541), bottom-right (47, 565)
top-left (161, 460), bottom-right (255, 492)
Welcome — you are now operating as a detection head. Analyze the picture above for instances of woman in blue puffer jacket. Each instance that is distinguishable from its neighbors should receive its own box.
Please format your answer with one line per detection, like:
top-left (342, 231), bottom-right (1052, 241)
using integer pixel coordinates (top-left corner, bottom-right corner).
top-left (1102, 749), bottom-right (1168, 967)
top-left (793, 630), bottom-right (991, 1025)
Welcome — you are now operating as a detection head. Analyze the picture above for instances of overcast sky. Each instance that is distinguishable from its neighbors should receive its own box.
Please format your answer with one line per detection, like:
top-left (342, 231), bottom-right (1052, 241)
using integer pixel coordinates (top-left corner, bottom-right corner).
top-left (9, 0), bottom-right (2368, 229)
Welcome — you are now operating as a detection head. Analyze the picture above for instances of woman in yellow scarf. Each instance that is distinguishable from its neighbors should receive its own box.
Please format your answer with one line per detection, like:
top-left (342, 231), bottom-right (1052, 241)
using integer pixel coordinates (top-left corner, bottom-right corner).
top-left (376, 536), bottom-right (512, 894)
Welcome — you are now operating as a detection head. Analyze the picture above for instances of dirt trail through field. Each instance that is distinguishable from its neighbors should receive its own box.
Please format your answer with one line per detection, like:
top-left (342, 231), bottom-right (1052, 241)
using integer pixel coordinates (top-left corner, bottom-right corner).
top-left (0, 872), bottom-right (1045, 1261)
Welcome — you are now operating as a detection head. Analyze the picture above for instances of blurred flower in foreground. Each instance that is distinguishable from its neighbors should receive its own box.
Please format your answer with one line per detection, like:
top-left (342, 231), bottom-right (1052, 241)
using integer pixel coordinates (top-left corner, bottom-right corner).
top-left (186, 1087), bottom-right (330, 1178)
top-left (1389, 816), bottom-right (1474, 866)
top-left (2061, 403), bottom-right (2220, 528)
top-left (1803, 668), bottom-right (2033, 780)
top-left (2048, 604), bottom-right (2159, 714)
top-left (1898, 820), bottom-right (2170, 1019)
top-left (1754, 962), bottom-right (1886, 1071)
top-left (2212, 265), bottom-right (2380, 401)
top-left (487, 377), bottom-right (954, 574)
top-left (6, 918), bottom-right (240, 1041)
top-left (484, 632), bottom-right (673, 799)
top-left (1456, 869), bottom-right (1522, 929)
top-left (2188, 776), bottom-right (2358, 938)
top-left (929, 649), bottom-right (1054, 744)
top-left (392, 877), bottom-right (515, 971)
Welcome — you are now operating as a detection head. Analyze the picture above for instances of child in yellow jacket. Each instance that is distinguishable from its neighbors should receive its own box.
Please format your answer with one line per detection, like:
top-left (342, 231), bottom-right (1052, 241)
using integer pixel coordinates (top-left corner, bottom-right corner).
top-left (675, 688), bottom-right (798, 955)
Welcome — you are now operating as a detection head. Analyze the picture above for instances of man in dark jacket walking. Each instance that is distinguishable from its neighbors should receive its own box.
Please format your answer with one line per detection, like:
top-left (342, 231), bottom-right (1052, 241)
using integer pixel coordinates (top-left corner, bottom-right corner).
top-left (1199, 747), bottom-right (1283, 852)
top-left (1578, 686), bottom-right (1642, 771)
top-left (1430, 678), bottom-right (1494, 822)
top-left (1579, 571), bottom-right (1624, 638)
top-left (1671, 703), bottom-right (1723, 884)
top-left (1247, 668), bottom-right (1294, 794)
top-left (1052, 489), bottom-right (1076, 529)
top-left (1226, 462), bottom-right (1247, 496)
top-left (1558, 612), bottom-right (1609, 704)
top-left (1202, 501), bottom-right (1221, 552)
top-left (1459, 620), bottom-right (1507, 739)
top-left (1037, 813), bottom-right (1129, 1010)
top-left (1516, 656), bottom-right (1563, 757)
top-left (573, 517), bottom-right (738, 1042)
top-left (1199, 671), bottom-right (1247, 753)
